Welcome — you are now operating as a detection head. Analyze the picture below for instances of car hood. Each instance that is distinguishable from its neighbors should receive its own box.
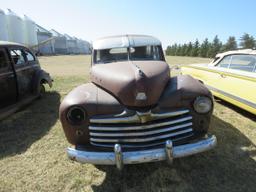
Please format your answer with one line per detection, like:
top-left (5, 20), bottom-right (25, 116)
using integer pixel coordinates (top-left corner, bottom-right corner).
top-left (90, 60), bottom-right (170, 107)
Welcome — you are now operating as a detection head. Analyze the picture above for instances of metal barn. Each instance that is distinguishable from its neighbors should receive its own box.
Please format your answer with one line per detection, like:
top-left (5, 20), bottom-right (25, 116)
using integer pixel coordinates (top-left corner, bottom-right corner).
top-left (50, 29), bottom-right (68, 54)
top-left (36, 24), bottom-right (54, 55)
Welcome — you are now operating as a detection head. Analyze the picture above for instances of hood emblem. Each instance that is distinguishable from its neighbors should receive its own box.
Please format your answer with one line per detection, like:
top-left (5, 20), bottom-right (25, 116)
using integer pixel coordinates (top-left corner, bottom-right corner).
top-left (136, 110), bottom-right (152, 123)
top-left (136, 92), bottom-right (147, 101)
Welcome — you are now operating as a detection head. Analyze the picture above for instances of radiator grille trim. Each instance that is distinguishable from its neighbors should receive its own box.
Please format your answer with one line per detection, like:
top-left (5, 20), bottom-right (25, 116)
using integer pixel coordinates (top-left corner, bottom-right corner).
top-left (89, 109), bottom-right (194, 149)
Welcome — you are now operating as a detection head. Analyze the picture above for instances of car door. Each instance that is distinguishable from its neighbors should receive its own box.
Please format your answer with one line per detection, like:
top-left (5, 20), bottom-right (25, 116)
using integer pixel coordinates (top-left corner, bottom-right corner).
top-left (8, 47), bottom-right (34, 99)
top-left (0, 47), bottom-right (17, 109)
top-left (212, 54), bottom-right (256, 113)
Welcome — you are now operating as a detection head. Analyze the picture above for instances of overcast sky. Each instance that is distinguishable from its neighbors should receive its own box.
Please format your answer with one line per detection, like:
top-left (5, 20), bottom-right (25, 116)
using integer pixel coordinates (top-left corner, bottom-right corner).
top-left (1, 0), bottom-right (256, 48)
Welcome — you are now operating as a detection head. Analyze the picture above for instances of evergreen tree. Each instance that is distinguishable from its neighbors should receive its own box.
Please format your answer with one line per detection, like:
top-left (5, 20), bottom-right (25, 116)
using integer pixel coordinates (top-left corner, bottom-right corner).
top-left (207, 35), bottom-right (222, 58)
top-left (172, 43), bottom-right (178, 55)
top-left (222, 36), bottom-right (237, 51)
top-left (181, 44), bottom-right (188, 56)
top-left (240, 33), bottom-right (255, 49)
top-left (191, 39), bottom-right (200, 57)
top-left (199, 38), bottom-right (210, 58)
top-left (186, 42), bottom-right (193, 56)
top-left (166, 46), bottom-right (171, 55)
top-left (176, 44), bottom-right (182, 56)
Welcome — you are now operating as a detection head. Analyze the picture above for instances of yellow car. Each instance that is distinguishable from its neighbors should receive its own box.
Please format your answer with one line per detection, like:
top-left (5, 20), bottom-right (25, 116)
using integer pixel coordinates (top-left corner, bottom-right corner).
top-left (181, 49), bottom-right (256, 115)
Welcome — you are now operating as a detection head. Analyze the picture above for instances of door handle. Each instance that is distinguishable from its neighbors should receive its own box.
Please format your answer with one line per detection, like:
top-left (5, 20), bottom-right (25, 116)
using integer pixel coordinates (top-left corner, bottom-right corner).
top-left (220, 74), bottom-right (226, 78)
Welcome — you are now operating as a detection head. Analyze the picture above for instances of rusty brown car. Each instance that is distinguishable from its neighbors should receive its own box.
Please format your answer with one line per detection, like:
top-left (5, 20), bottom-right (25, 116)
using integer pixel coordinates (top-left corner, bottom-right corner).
top-left (0, 41), bottom-right (52, 120)
top-left (60, 35), bottom-right (217, 170)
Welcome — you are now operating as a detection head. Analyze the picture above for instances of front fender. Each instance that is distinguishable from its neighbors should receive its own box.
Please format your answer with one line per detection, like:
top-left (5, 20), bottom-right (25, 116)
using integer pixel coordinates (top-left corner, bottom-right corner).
top-left (158, 75), bottom-right (213, 133)
top-left (33, 69), bottom-right (53, 95)
top-left (59, 83), bottom-right (125, 145)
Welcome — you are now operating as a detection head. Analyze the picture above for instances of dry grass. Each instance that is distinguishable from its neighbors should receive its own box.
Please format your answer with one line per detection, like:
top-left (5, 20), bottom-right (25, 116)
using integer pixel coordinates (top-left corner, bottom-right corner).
top-left (0, 55), bottom-right (255, 192)
top-left (40, 55), bottom-right (91, 76)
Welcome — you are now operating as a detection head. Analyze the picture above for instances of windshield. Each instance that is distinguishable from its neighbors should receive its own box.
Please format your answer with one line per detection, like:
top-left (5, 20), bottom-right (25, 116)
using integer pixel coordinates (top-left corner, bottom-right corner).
top-left (93, 45), bottom-right (165, 64)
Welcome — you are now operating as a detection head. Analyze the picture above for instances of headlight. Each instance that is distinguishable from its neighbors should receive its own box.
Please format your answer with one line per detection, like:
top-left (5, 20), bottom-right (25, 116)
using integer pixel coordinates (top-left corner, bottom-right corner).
top-left (67, 106), bottom-right (86, 124)
top-left (193, 96), bottom-right (212, 114)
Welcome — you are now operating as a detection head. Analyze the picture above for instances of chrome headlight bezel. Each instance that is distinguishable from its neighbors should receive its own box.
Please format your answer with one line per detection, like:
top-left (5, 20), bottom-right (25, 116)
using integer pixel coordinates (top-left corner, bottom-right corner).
top-left (193, 96), bottom-right (213, 114)
top-left (67, 106), bottom-right (87, 125)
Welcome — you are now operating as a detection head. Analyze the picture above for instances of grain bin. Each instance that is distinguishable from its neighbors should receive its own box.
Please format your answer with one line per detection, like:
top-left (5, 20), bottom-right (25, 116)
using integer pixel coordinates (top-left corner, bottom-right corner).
top-left (6, 9), bottom-right (26, 44)
top-left (0, 9), bottom-right (9, 41)
top-left (23, 15), bottom-right (38, 46)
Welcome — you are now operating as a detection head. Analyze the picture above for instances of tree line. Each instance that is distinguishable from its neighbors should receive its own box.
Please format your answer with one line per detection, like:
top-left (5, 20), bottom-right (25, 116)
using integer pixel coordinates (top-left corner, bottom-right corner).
top-left (166, 33), bottom-right (256, 58)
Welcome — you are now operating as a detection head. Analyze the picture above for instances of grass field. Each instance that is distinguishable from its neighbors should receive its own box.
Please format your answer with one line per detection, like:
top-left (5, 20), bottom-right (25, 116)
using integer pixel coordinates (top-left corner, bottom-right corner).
top-left (0, 55), bottom-right (255, 192)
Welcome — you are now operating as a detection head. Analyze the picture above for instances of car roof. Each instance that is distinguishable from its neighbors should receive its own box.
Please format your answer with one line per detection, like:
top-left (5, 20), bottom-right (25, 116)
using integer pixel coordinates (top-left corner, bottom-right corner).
top-left (216, 49), bottom-right (256, 58)
top-left (93, 34), bottom-right (162, 50)
top-left (0, 41), bottom-right (26, 47)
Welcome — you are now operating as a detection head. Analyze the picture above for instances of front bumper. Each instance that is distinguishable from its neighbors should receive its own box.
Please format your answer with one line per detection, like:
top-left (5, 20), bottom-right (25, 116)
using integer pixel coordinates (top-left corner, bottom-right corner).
top-left (67, 135), bottom-right (217, 170)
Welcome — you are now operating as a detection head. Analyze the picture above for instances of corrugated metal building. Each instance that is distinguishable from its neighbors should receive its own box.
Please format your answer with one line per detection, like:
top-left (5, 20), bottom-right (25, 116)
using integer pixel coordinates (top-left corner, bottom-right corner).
top-left (65, 34), bottom-right (77, 54)
top-left (50, 29), bottom-right (68, 54)
top-left (75, 38), bottom-right (91, 54)
top-left (36, 24), bottom-right (54, 55)
top-left (0, 8), bottom-right (91, 55)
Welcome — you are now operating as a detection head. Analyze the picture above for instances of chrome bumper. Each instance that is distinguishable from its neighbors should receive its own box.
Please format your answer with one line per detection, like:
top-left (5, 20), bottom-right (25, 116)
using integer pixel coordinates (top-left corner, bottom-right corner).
top-left (67, 135), bottom-right (217, 170)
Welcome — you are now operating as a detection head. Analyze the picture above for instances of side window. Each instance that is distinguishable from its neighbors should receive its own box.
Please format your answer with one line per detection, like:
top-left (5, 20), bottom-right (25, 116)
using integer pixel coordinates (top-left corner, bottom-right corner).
top-left (229, 55), bottom-right (256, 72)
top-left (25, 50), bottom-right (35, 62)
top-left (216, 56), bottom-right (231, 68)
top-left (10, 49), bottom-right (26, 66)
top-left (0, 49), bottom-right (8, 69)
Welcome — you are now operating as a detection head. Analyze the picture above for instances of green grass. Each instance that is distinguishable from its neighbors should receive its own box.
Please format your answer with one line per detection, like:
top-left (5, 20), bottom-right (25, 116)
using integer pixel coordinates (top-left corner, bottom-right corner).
top-left (0, 55), bottom-right (255, 192)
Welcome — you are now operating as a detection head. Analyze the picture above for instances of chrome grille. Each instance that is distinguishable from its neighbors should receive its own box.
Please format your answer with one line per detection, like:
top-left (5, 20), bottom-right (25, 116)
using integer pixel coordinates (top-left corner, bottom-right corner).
top-left (89, 109), bottom-right (194, 149)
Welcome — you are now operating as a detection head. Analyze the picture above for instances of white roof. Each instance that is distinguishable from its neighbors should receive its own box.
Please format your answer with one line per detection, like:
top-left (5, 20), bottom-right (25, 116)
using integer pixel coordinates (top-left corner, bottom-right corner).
top-left (50, 29), bottom-right (64, 37)
top-left (0, 41), bottom-right (24, 46)
top-left (216, 49), bottom-right (256, 58)
top-left (93, 35), bottom-right (162, 50)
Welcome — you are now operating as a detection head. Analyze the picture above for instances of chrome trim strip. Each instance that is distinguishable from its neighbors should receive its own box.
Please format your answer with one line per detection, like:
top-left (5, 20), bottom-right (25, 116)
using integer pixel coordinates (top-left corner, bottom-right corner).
top-left (90, 128), bottom-right (193, 143)
top-left (90, 109), bottom-right (190, 124)
top-left (207, 85), bottom-right (256, 109)
top-left (67, 135), bottom-right (217, 165)
top-left (90, 133), bottom-right (194, 148)
top-left (183, 65), bottom-right (256, 82)
top-left (89, 116), bottom-right (192, 131)
top-left (89, 122), bottom-right (192, 137)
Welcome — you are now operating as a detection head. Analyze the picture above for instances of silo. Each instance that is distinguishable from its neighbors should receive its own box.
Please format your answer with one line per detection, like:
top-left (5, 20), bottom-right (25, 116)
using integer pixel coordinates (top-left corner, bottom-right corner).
top-left (23, 15), bottom-right (38, 46)
top-left (6, 9), bottom-right (26, 44)
top-left (0, 9), bottom-right (9, 41)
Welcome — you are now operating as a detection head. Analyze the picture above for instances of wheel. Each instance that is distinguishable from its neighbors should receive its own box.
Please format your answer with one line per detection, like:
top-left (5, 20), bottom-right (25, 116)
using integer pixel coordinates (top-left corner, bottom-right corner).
top-left (39, 84), bottom-right (46, 98)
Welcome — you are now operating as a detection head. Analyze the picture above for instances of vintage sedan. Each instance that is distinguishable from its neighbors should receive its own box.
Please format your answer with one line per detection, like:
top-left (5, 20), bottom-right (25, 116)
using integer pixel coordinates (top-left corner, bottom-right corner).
top-left (60, 35), bottom-right (217, 170)
top-left (0, 41), bottom-right (53, 120)
top-left (181, 50), bottom-right (256, 115)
